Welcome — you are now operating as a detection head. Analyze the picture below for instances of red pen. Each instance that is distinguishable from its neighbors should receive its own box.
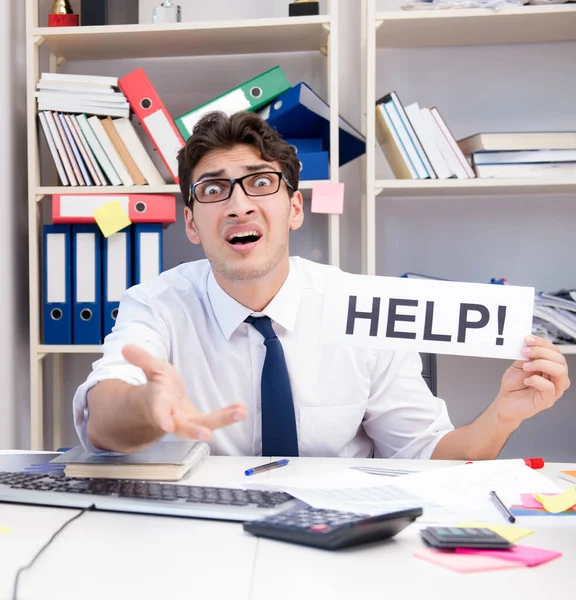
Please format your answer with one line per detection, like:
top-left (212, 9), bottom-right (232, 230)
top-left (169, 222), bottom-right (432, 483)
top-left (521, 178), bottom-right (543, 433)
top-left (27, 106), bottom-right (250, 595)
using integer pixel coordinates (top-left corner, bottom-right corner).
top-left (465, 458), bottom-right (544, 469)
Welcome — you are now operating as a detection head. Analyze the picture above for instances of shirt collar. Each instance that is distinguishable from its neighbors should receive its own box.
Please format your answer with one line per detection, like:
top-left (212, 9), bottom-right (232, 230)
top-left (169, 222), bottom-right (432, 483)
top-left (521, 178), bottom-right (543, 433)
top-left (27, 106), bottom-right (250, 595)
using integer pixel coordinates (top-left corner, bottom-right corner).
top-left (207, 262), bottom-right (300, 341)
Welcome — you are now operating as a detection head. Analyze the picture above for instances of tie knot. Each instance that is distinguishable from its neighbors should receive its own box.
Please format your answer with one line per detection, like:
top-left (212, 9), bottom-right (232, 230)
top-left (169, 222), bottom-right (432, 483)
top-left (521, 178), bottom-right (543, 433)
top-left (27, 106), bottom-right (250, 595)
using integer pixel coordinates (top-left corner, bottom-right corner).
top-left (245, 315), bottom-right (277, 341)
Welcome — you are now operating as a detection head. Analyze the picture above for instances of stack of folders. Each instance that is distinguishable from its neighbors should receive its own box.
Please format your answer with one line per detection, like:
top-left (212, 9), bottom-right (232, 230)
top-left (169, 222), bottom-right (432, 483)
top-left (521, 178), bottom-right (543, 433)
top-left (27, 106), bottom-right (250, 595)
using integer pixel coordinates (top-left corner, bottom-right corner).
top-left (533, 289), bottom-right (576, 344)
top-left (172, 66), bottom-right (365, 179)
top-left (375, 92), bottom-right (475, 180)
top-left (43, 193), bottom-right (176, 346)
top-left (457, 132), bottom-right (576, 179)
top-left (38, 69), bottom-right (186, 186)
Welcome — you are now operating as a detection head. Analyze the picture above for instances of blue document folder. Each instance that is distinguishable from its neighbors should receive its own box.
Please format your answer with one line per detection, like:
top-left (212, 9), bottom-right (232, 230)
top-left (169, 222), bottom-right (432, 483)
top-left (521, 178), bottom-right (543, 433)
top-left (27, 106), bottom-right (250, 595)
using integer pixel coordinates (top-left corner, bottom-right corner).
top-left (103, 227), bottom-right (132, 339)
top-left (43, 225), bottom-right (72, 344)
top-left (72, 224), bottom-right (102, 345)
top-left (133, 223), bottom-right (163, 285)
top-left (259, 83), bottom-right (365, 166)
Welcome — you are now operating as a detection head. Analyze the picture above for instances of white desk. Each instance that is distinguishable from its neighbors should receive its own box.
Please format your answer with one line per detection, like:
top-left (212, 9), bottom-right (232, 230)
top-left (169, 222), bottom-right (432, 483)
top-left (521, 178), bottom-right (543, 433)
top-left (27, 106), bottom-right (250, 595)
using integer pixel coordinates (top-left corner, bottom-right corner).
top-left (0, 456), bottom-right (574, 600)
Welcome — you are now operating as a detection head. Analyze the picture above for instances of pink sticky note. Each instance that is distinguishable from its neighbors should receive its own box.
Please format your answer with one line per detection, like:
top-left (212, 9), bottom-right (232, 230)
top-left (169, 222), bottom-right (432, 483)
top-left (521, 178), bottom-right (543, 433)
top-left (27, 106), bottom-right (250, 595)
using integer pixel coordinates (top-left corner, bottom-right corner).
top-left (521, 493), bottom-right (576, 511)
top-left (414, 549), bottom-right (523, 573)
top-left (456, 545), bottom-right (562, 567)
top-left (310, 182), bottom-right (344, 215)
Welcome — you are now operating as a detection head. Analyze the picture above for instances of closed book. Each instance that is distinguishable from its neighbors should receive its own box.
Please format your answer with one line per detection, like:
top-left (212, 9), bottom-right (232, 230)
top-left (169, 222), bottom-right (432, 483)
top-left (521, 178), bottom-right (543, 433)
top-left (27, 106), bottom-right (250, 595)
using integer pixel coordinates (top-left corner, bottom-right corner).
top-left (37, 100), bottom-right (130, 119)
top-left (458, 132), bottom-right (576, 154)
top-left (101, 117), bottom-right (147, 185)
top-left (41, 72), bottom-right (119, 87)
top-left (76, 114), bottom-right (122, 186)
top-left (375, 103), bottom-right (417, 179)
top-left (38, 112), bottom-right (69, 186)
top-left (50, 441), bottom-right (210, 481)
top-left (430, 107), bottom-right (475, 179)
top-left (88, 115), bottom-right (134, 186)
top-left (472, 149), bottom-right (576, 165)
top-left (378, 92), bottom-right (436, 179)
top-left (111, 117), bottom-right (166, 185)
top-left (474, 162), bottom-right (576, 178)
top-left (175, 66), bottom-right (291, 139)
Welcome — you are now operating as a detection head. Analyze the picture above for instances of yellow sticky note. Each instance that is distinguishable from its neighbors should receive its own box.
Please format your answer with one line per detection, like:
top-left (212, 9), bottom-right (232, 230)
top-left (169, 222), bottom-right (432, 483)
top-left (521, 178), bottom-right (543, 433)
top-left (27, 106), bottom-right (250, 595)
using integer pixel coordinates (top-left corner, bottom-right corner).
top-left (458, 522), bottom-right (533, 543)
top-left (0, 525), bottom-right (11, 534)
top-left (92, 200), bottom-right (132, 238)
top-left (535, 486), bottom-right (576, 513)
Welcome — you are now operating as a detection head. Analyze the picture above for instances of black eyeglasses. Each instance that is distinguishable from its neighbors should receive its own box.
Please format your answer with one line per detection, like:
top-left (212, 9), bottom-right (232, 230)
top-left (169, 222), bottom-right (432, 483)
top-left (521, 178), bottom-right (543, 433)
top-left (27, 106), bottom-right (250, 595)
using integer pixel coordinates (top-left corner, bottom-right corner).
top-left (188, 171), bottom-right (294, 204)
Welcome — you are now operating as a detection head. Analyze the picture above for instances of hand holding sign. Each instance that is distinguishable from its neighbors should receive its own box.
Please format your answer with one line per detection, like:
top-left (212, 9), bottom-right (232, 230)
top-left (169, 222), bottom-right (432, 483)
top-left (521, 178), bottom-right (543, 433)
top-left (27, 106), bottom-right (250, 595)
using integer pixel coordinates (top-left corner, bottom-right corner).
top-left (494, 335), bottom-right (570, 428)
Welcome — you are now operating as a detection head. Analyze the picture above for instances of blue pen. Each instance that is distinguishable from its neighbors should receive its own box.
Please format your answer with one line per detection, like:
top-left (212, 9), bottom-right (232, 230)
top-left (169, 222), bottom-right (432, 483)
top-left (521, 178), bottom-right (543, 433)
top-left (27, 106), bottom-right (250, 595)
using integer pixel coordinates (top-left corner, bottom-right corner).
top-left (245, 459), bottom-right (290, 476)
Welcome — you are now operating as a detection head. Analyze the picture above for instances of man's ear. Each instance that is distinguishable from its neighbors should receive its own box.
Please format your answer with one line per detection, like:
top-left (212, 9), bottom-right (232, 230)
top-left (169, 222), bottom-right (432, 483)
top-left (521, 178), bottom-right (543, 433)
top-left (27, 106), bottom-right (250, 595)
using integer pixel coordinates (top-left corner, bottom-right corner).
top-left (184, 206), bottom-right (201, 245)
top-left (289, 190), bottom-right (304, 231)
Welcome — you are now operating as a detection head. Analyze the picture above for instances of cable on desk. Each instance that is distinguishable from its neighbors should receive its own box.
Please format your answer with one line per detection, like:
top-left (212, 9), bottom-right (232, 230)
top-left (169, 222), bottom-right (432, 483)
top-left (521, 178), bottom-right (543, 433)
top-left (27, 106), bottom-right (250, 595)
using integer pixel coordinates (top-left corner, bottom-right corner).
top-left (12, 504), bottom-right (96, 600)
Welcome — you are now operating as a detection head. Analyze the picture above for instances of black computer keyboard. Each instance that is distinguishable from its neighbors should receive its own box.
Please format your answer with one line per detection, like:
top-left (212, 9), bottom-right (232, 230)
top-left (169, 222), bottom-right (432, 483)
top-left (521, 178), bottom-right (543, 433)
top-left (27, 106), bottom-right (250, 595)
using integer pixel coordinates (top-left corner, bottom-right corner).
top-left (0, 472), bottom-right (297, 521)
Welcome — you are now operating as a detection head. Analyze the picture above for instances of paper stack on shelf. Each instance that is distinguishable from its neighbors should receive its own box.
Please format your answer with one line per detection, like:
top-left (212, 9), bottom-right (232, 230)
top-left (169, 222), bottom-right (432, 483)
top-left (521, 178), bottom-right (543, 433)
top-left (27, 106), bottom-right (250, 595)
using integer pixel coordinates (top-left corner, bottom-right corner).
top-left (533, 290), bottom-right (576, 343)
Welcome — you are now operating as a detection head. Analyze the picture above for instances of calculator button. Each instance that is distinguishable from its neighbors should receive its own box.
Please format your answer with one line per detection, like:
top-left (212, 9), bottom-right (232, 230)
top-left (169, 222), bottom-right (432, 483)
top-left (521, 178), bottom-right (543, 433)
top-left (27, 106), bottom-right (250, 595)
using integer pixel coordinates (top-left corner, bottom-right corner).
top-left (309, 524), bottom-right (331, 532)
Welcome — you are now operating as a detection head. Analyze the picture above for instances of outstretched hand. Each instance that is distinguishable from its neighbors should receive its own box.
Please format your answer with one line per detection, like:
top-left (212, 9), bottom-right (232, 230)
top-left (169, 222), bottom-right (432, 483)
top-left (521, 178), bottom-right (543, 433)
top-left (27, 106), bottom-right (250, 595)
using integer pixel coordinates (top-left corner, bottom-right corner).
top-left (495, 335), bottom-right (570, 426)
top-left (122, 345), bottom-right (247, 442)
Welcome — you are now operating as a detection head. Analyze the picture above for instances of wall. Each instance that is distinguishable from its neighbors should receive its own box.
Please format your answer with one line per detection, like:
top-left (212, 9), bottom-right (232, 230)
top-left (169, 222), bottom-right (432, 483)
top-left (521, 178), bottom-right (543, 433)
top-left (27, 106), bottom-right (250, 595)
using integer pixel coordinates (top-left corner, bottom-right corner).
top-left (33, 0), bottom-right (576, 459)
top-left (0, 1), bottom-right (29, 449)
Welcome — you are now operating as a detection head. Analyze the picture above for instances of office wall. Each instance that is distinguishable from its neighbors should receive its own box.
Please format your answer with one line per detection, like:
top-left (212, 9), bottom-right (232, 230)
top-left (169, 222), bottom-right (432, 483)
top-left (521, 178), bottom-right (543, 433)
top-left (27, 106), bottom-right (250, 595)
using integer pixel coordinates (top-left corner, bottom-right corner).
top-left (0, 1), bottom-right (29, 448)
top-left (35, 0), bottom-right (575, 459)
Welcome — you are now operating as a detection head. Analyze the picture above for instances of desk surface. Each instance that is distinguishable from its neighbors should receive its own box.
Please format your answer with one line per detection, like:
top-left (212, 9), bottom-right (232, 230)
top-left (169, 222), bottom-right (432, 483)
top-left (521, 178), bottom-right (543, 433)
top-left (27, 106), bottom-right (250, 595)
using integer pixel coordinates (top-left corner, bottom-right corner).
top-left (0, 455), bottom-right (574, 600)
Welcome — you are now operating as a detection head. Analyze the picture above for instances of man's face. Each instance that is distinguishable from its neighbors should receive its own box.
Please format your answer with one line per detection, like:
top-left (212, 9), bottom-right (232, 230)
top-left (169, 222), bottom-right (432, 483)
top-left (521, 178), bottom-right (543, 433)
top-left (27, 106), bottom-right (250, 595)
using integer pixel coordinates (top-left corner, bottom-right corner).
top-left (184, 144), bottom-right (304, 283)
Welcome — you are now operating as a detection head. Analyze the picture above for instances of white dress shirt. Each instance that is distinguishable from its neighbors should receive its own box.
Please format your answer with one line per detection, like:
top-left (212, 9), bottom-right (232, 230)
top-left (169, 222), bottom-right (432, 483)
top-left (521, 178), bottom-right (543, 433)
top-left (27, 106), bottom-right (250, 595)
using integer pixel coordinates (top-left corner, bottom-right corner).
top-left (73, 257), bottom-right (454, 458)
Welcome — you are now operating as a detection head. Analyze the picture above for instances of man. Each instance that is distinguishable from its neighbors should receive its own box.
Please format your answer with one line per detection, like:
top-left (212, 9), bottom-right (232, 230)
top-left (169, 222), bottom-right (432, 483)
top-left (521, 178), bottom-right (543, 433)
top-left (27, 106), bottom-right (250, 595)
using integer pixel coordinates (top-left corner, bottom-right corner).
top-left (73, 111), bottom-right (570, 459)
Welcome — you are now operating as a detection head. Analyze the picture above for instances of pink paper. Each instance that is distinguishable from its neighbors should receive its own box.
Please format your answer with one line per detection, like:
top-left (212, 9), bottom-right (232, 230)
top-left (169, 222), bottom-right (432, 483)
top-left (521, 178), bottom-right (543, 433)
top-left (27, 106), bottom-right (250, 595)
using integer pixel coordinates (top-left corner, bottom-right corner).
top-left (310, 182), bottom-right (345, 215)
top-left (414, 549), bottom-right (523, 573)
top-left (456, 545), bottom-right (562, 567)
top-left (521, 493), bottom-right (576, 511)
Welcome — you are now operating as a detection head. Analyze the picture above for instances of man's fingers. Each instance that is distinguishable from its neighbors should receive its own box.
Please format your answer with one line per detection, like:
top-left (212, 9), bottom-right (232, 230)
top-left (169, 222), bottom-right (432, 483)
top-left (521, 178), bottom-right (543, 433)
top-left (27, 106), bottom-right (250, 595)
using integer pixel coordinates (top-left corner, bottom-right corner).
top-left (523, 375), bottom-right (557, 408)
top-left (522, 345), bottom-right (567, 366)
top-left (523, 359), bottom-right (567, 380)
top-left (122, 345), bottom-right (163, 378)
top-left (172, 412), bottom-right (213, 442)
top-left (524, 335), bottom-right (559, 353)
top-left (150, 401), bottom-right (177, 434)
top-left (194, 404), bottom-right (247, 430)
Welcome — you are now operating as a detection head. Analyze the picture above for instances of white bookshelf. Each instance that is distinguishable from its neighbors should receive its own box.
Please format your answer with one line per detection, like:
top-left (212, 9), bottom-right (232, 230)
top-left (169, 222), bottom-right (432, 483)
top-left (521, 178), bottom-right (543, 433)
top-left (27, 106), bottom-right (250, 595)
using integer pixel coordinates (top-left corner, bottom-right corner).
top-left (26, 0), bottom-right (341, 449)
top-left (362, 0), bottom-right (576, 350)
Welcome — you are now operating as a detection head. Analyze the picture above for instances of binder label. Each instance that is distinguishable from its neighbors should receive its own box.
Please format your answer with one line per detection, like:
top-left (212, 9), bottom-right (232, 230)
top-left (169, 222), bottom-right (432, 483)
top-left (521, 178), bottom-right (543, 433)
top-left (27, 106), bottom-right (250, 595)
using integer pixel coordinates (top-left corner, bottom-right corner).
top-left (144, 110), bottom-right (183, 176)
top-left (46, 234), bottom-right (66, 303)
top-left (321, 273), bottom-right (534, 360)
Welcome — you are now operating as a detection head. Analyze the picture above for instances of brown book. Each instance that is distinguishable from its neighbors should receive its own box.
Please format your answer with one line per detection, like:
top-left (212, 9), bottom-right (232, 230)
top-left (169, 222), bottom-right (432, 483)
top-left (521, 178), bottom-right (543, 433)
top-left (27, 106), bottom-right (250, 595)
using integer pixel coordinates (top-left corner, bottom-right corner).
top-left (375, 103), bottom-right (417, 180)
top-left (101, 117), bottom-right (147, 185)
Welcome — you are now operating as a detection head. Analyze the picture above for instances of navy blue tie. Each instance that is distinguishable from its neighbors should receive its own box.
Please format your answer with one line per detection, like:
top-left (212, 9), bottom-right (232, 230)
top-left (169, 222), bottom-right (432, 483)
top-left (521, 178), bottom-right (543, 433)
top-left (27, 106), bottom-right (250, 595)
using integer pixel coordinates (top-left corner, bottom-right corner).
top-left (245, 316), bottom-right (299, 457)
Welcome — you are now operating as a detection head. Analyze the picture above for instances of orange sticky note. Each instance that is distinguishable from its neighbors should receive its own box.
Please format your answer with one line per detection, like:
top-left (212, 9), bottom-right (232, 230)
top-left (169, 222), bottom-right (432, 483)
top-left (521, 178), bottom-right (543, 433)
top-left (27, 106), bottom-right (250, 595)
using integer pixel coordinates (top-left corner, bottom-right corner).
top-left (535, 486), bottom-right (576, 513)
top-left (311, 182), bottom-right (345, 214)
top-left (92, 200), bottom-right (132, 238)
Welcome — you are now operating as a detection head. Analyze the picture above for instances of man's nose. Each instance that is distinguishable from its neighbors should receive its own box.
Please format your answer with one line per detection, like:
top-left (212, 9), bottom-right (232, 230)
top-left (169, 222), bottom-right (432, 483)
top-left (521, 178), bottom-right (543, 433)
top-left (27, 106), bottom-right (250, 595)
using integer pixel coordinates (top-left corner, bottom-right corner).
top-left (225, 182), bottom-right (257, 217)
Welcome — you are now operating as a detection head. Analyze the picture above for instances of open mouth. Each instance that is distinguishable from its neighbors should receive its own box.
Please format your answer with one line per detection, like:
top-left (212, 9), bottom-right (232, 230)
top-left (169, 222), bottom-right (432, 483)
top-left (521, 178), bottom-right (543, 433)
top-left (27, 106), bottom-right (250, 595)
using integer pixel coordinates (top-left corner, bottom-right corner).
top-left (226, 231), bottom-right (262, 246)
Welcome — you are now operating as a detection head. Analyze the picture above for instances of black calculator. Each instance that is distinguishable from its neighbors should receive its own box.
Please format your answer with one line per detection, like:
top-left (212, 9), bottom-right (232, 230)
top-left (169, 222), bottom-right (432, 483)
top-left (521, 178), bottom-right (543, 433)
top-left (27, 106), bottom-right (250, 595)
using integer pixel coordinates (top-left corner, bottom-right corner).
top-left (243, 506), bottom-right (423, 550)
top-left (420, 527), bottom-right (513, 550)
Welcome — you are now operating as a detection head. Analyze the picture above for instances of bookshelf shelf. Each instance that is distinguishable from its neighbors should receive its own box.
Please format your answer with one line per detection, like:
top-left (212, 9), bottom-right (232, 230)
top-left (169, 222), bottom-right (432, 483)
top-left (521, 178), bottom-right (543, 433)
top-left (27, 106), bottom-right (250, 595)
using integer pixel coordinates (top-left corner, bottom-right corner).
top-left (557, 345), bottom-right (576, 356)
top-left (374, 178), bottom-right (576, 199)
top-left (376, 6), bottom-right (576, 48)
top-left (34, 16), bottom-right (331, 61)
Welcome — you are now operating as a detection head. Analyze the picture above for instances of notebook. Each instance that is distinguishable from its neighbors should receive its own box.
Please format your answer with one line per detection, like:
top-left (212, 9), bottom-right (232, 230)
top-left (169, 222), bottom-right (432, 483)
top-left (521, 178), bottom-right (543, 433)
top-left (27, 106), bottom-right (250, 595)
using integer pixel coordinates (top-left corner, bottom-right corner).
top-left (50, 441), bottom-right (210, 481)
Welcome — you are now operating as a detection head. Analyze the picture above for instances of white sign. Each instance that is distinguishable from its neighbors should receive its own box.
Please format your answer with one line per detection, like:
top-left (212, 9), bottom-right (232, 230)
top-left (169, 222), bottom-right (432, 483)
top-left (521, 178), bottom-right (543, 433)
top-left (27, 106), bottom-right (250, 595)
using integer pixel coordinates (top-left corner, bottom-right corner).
top-left (321, 273), bottom-right (534, 360)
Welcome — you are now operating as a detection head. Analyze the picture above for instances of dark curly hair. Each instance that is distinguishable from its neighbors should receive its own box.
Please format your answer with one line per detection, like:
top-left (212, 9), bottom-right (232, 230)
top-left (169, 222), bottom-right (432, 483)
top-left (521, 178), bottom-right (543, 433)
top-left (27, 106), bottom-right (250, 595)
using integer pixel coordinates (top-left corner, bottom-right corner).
top-left (177, 111), bottom-right (300, 205)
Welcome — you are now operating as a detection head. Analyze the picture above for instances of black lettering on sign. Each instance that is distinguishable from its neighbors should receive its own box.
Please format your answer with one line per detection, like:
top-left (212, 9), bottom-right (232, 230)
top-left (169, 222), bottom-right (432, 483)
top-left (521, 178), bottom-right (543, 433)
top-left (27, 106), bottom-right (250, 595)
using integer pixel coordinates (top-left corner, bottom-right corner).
top-left (423, 301), bottom-right (452, 342)
top-left (386, 299), bottom-right (418, 339)
top-left (457, 303), bottom-right (490, 343)
top-left (346, 296), bottom-right (381, 337)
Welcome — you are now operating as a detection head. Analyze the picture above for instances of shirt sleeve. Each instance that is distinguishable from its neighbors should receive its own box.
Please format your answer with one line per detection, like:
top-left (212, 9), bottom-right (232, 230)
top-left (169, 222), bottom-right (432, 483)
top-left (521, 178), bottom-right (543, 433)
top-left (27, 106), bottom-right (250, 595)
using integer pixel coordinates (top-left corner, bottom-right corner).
top-left (72, 286), bottom-right (171, 451)
top-left (362, 350), bottom-right (454, 459)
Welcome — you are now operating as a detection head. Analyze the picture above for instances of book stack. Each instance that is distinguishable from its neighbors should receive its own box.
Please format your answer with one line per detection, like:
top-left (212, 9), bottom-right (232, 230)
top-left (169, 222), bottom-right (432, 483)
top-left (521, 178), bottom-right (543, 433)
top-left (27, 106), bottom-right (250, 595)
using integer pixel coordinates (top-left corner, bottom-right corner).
top-left (457, 132), bottom-right (576, 179)
top-left (375, 92), bottom-right (475, 180)
top-left (37, 72), bottom-right (168, 187)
